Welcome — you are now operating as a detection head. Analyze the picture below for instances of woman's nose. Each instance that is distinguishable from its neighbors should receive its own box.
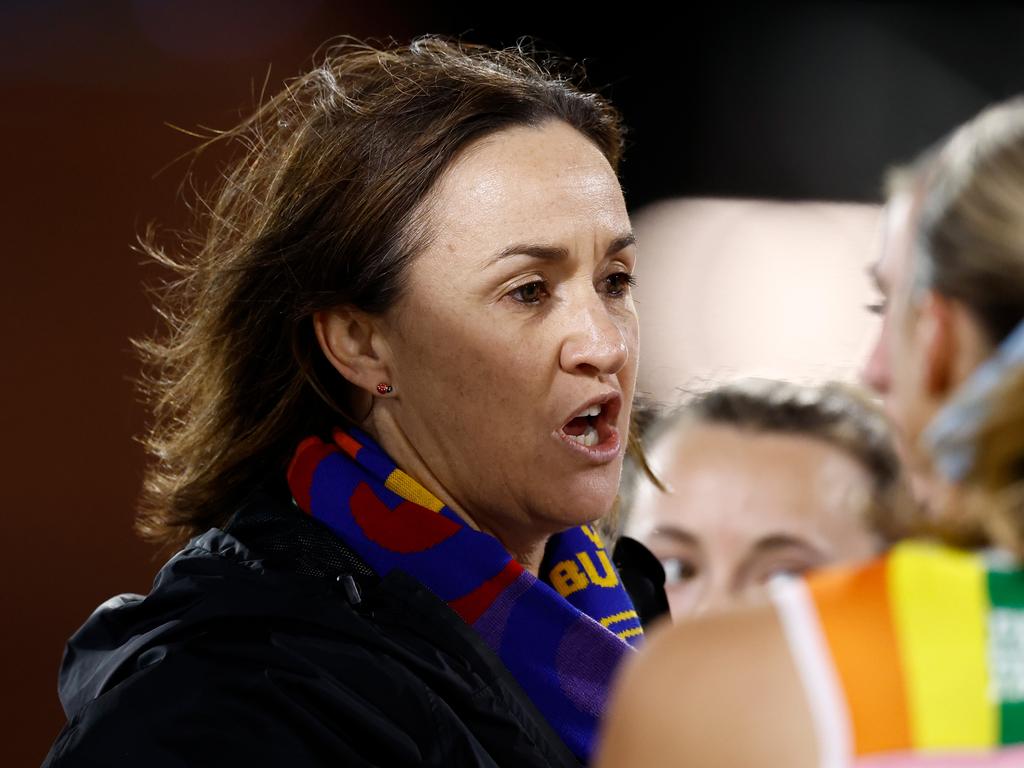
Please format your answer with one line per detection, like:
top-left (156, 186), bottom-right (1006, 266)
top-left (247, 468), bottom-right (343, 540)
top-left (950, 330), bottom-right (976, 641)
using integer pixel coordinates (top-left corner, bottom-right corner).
top-left (861, 328), bottom-right (891, 394)
top-left (559, 298), bottom-right (630, 376)
top-left (692, 577), bottom-right (736, 617)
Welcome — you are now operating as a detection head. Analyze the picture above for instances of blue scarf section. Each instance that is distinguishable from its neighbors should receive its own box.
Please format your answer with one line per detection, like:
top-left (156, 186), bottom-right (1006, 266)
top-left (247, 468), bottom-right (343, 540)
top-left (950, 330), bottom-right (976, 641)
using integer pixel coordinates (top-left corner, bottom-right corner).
top-left (287, 427), bottom-right (641, 762)
top-left (925, 317), bottom-right (1024, 481)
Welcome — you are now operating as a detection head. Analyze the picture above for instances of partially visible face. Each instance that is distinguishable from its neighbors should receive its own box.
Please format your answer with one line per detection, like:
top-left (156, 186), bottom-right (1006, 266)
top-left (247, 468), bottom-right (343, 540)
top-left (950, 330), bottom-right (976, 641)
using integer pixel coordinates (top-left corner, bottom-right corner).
top-left (378, 121), bottom-right (638, 556)
top-left (861, 193), bottom-right (935, 485)
top-left (626, 424), bottom-right (880, 618)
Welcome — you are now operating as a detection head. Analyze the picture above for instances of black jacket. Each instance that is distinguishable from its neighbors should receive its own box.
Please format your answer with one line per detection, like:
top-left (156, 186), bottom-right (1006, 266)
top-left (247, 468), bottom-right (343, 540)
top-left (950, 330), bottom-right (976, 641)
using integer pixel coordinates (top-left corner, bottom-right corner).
top-left (44, 490), bottom-right (667, 767)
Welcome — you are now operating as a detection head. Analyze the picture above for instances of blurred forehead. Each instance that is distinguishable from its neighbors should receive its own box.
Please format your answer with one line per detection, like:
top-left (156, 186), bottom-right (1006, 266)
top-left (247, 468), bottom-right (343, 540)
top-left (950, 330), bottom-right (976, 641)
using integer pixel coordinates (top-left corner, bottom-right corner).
top-left (629, 423), bottom-right (871, 538)
top-left (876, 191), bottom-right (918, 292)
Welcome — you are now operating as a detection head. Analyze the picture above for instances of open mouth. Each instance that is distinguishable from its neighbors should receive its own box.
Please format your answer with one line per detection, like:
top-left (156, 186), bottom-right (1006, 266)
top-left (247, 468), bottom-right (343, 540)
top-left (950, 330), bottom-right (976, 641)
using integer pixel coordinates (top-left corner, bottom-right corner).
top-left (558, 395), bottom-right (621, 451)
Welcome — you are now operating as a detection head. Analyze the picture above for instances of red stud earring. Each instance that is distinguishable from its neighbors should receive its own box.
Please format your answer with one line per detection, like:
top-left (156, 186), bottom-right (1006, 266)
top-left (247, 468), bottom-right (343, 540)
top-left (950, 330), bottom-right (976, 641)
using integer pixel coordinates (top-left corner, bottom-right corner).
top-left (376, 382), bottom-right (393, 395)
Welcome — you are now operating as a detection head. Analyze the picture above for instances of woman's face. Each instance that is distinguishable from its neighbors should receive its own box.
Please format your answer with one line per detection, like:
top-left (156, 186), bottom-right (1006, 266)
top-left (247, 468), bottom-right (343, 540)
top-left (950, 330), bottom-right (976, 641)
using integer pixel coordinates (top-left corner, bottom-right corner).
top-left (376, 121), bottom-right (638, 560)
top-left (861, 194), bottom-right (940, 496)
top-left (626, 424), bottom-right (880, 618)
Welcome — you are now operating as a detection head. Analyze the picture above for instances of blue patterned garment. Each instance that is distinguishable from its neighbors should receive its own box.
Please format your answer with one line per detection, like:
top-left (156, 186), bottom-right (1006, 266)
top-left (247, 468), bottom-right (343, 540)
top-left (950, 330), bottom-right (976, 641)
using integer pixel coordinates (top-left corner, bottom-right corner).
top-left (287, 427), bottom-right (642, 762)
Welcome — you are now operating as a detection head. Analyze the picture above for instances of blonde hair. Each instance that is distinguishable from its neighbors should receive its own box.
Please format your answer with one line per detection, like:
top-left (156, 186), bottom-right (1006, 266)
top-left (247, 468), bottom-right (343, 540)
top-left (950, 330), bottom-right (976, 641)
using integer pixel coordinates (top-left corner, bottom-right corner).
top-left (896, 97), bottom-right (1024, 556)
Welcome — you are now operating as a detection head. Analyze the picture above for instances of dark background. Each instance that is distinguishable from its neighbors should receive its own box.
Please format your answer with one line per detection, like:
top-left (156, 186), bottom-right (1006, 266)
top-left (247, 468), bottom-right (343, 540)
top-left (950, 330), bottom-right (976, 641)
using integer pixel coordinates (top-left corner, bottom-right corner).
top-left (5, 2), bottom-right (1023, 763)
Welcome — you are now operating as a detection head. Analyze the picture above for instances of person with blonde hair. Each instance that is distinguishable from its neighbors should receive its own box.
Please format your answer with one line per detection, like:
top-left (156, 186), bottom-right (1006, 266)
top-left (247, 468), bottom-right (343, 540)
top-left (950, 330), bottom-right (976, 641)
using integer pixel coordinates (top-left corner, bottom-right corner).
top-left (599, 98), bottom-right (1024, 766)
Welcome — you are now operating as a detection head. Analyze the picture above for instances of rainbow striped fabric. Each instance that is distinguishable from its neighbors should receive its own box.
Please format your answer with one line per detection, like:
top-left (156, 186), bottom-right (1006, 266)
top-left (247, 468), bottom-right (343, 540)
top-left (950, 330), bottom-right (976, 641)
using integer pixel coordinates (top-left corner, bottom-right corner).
top-left (287, 427), bottom-right (641, 763)
top-left (771, 541), bottom-right (1024, 764)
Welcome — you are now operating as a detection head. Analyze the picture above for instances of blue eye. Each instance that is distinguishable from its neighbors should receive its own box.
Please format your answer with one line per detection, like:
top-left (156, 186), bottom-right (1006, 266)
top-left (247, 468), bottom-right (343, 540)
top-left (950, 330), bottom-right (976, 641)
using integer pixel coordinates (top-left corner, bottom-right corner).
top-left (604, 272), bottom-right (637, 297)
top-left (509, 280), bottom-right (549, 305)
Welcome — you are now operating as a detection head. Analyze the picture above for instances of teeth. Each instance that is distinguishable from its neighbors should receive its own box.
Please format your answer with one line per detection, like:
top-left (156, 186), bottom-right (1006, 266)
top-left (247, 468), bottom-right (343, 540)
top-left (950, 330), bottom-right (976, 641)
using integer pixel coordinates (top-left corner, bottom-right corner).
top-left (566, 424), bottom-right (600, 447)
top-left (579, 404), bottom-right (601, 418)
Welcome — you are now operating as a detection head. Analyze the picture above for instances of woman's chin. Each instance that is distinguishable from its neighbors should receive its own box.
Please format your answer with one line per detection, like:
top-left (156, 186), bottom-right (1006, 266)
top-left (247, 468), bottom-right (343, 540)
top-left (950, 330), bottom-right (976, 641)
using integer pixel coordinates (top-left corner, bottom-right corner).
top-left (535, 478), bottom-right (619, 532)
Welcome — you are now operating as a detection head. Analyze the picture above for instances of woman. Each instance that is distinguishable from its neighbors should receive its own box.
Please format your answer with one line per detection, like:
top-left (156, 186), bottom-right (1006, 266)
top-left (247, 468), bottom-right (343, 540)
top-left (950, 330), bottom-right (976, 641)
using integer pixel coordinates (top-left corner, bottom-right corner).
top-left (45, 38), bottom-right (653, 767)
top-left (621, 379), bottom-right (906, 618)
top-left (598, 98), bottom-right (1024, 766)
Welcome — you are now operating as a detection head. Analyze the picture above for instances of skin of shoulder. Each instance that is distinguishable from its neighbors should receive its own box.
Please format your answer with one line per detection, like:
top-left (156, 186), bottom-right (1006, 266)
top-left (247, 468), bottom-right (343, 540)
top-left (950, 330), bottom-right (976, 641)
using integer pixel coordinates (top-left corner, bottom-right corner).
top-left (596, 603), bottom-right (818, 768)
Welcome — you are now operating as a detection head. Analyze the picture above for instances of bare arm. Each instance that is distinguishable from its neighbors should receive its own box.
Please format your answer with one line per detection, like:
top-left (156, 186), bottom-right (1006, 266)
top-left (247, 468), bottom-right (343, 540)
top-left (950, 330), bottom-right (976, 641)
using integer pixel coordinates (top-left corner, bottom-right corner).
top-left (597, 603), bottom-right (819, 768)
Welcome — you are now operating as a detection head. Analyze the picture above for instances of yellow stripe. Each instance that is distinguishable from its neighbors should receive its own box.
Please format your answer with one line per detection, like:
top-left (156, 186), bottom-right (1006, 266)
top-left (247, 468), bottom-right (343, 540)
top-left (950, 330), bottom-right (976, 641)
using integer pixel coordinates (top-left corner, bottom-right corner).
top-left (601, 610), bottom-right (639, 628)
top-left (616, 627), bottom-right (643, 640)
top-left (384, 469), bottom-right (445, 513)
top-left (888, 541), bottom-right (995, 749)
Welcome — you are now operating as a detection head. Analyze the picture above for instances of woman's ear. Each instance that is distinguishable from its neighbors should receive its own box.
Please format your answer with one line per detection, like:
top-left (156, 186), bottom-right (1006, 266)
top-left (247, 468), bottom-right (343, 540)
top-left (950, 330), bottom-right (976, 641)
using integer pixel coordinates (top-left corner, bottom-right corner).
top-left (918, 290), bottom-right (954, 397)
top-left (919, 290), bottom-right (960, 398)
top-left (313, 307), bottom-right (392, 395)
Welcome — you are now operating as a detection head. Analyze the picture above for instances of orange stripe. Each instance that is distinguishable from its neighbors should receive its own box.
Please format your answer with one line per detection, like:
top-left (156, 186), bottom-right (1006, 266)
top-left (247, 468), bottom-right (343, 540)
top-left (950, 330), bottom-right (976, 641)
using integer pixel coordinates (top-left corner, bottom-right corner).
top-left (808, 557), bottom-right (911, 754)
top-left (332, 429), bottom-right (363, 459)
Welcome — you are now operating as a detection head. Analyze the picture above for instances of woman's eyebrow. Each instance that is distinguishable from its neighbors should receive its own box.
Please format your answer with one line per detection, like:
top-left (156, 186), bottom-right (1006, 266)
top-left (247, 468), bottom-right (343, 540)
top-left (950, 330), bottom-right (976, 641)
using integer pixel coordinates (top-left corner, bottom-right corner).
top-left (608, 233), bottom-right (637, 255)
top-left (487, 232), bottom-right (636, 267)
top-left (489, 243), bottom-right (570, 265)
top-left (650, 525), bottom-right (700, 548)
top-left (750, 533), bottom-right (828, 557)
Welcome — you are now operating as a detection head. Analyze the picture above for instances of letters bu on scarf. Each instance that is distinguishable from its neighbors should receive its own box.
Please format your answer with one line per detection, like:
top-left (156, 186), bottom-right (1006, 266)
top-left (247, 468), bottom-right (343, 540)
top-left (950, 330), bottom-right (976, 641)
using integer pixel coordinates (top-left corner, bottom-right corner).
top-left (287, 428), bottom-right (642, 762)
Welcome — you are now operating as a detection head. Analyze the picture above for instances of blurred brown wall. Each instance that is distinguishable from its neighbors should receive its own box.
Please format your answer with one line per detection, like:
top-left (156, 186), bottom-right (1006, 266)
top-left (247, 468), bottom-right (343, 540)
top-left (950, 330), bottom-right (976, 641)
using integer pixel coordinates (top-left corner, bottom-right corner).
top-left (1, 4), bottom-right (419, 764)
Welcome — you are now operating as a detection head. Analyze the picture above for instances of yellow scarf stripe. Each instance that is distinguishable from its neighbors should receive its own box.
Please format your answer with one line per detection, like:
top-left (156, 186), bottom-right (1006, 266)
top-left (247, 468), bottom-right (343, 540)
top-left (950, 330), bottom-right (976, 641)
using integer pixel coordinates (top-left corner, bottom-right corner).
top-left (889, 542), bottom-right (996, 749)
top-left (616, 627), bottom-right (643, 641)
top-left (384, 468), bottom-right (446, 513)
top-left (600, 610), bottom-right (639, 628)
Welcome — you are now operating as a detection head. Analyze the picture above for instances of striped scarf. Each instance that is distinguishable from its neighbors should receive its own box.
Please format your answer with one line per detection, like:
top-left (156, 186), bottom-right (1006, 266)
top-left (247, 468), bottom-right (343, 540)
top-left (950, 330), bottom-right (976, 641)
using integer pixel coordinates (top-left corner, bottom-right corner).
top-left (287, 427), bottom-right (641, 763)
top-left (770, 540), bottom-right (1024, 765)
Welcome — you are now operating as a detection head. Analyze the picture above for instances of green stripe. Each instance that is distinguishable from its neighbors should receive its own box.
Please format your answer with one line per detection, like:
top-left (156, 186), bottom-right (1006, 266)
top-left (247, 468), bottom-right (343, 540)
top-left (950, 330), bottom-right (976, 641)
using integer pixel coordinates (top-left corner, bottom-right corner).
top-left (987, 568), bottom-right (1024, 744)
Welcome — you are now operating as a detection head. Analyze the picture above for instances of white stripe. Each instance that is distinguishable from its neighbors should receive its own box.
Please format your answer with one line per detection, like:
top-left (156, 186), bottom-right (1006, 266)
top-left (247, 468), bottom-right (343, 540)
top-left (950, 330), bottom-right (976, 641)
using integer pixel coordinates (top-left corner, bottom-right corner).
top-left (768, 575), bottom-right (852, 768)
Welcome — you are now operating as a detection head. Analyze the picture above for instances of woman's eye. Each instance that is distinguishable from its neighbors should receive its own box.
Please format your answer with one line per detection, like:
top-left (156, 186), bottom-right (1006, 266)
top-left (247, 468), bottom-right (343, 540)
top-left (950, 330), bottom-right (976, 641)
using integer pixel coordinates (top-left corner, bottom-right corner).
top-left (661, 557), bottom-right (698, 585)
top-left (508, 280), bottom-right (549, 305)
top-left (865, 299), bottom-right (887, 316)
top-left (604, 271), bottom-right (637, 298)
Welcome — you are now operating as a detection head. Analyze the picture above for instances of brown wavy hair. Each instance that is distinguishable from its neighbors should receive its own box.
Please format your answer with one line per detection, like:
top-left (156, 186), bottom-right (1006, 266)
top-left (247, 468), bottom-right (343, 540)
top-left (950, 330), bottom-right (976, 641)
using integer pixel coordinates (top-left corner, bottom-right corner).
top-left (136, 37), bottom-right (625, 549)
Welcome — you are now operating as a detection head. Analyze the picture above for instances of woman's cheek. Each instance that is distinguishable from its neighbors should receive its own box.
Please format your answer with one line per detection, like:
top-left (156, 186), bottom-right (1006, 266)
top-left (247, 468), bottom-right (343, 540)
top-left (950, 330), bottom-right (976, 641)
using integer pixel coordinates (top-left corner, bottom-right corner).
top-left (666, 581), bottom-right (702, 620)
